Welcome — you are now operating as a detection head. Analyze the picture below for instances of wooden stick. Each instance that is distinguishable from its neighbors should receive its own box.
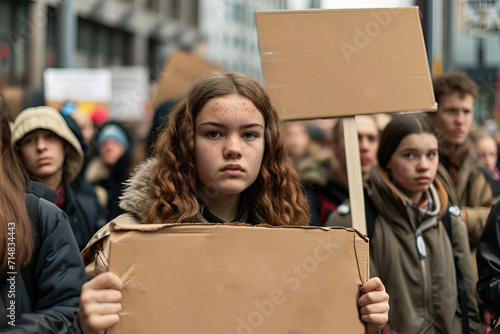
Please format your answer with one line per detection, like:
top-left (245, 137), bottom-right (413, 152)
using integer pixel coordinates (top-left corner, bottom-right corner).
top-left (343, 116), bottom-right (367, 236)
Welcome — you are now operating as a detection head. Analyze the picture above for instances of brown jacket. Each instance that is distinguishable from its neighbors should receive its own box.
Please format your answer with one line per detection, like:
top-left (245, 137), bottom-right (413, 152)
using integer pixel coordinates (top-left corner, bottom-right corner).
top-left (326, 166), bottom-right (480, 333)
top-left (436, 156), bottom-right (497, 250)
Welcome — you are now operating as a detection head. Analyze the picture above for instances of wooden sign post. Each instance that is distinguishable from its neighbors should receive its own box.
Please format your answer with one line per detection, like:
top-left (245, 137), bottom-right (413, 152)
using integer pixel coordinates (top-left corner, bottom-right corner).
top-left (256, 7), bottom-right (436, 235)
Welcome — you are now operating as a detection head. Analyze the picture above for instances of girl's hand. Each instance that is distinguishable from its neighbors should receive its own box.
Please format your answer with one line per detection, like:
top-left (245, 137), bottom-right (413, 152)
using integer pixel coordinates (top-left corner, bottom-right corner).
top-left (79, 272), bottom-right (123, 334)
top-left (359, 277), bottom-right (390, 334)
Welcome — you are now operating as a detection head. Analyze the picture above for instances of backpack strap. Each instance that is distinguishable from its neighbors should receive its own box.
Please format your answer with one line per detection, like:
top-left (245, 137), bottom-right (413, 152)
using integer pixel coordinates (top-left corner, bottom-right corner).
top-left (20, 193), bottom-right (41, 307)
top-left (442, 205), bottom-right (470, 334)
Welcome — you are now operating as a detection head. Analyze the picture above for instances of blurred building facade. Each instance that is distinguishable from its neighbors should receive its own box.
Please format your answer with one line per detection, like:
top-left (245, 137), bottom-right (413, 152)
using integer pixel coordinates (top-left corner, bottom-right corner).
top-left (0, 0), bottom-right (498, 124)
top-left (0, 0), bottom-right (199, 96)
top-left (199, 0), bottom-right (286, 80)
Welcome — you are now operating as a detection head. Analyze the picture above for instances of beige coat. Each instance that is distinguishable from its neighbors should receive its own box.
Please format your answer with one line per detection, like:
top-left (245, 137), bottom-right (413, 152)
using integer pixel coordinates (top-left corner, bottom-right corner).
top-left (81, 159), bottom-right (210, 279)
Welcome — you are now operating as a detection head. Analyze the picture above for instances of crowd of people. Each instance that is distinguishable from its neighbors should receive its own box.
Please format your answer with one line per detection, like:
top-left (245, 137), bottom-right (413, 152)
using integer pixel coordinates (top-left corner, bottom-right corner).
top-left (1, 68), bottom-right (500, 334)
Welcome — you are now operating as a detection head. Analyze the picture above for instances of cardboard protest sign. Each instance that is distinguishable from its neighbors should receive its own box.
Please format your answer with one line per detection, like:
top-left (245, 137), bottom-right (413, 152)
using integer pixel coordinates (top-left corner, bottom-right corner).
top-left (107, 220), bottom-right (369, 334)
top-left (256, 7), bottom-right (436, 235)
top-left (256, 7), bottom-right (436, 120)
top-left (151, 50), bottom-right (222, 111)
top-left (43, 68), bottom-right (112, 115)
top-left (109, 66), bottom-right (149, 121)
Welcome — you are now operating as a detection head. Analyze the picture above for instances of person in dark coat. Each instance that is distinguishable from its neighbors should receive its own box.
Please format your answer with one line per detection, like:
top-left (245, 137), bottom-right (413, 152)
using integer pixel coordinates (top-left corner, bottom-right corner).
top-left (477, 201), bottom-right (500, 332)
top-left (0, 94), bottom-right (86, 332)
top-left (12, 106), bottom-right (106, 250)
top-left (85, 121), bottom-right (132, 221)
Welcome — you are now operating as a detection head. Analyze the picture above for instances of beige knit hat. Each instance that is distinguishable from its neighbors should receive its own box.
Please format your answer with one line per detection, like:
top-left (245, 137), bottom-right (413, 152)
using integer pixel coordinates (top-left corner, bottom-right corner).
top-left (12, 106), bottom-right (84, 184)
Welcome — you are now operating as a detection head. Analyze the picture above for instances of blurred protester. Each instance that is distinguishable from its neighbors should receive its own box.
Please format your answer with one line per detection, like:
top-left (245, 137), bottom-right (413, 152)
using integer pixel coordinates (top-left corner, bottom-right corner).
top-left (285, 120), bottom-right (332, 191)
top-left (86, 121), bottom-right (132, 221)
top-left (471, 128), bottom-right (500, 179)
top-left (0, 94), bottom-right (86, 332)
top-left (12, 106), bottom-right (105, 250)
top-left (327, 114), bottom-right (480, 333)
top-left (71, 111), bottom-right (96, 148)
top-left (308, 115), bottom-right (380, 226)
top-left (145, 99), bottom-right (177, 158)
top-left (62, 113), bottom-right (108, 215)
top-left (427, 71), bottom-right (498, 246)
top-left (427, 71), bottom-right (500, 332)
top-left (477, 201), bottom-right (500, 333)
top-left (286, 120), bottom-right (311, 160)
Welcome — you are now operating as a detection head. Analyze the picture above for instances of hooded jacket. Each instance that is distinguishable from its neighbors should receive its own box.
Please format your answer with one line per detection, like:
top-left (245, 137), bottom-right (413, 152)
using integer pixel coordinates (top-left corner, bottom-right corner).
top-left (326, 166), bottom-right (480, 333)
top-left (12, 106), bottom-right (105, 250)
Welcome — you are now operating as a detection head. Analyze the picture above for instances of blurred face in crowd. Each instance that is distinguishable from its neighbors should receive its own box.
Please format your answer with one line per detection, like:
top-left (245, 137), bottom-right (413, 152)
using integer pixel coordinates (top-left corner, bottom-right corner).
top-left (19, 129), bottom-right (67, 190)
top-left (285, 121), bottom-right (310, 158)
top-left (194, 94), bottom-right (265, 202)
top-left (72, 112), bottom-right (95, 146)
top-left (428, 92), bottom-right (474, 148)
top-left (386, 132), bottom-right (439, 204)
top-left (100, 139), bottom-right (125, 166)
top-left (332, 116), bottom-right (379, 180)
top-left (476, 136), bottom-right (498, 172)
top-left (357, 116), bottom-right (380, 178)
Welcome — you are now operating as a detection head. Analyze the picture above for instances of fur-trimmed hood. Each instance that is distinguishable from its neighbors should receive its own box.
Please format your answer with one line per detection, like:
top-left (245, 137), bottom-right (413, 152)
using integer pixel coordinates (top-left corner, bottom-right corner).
top-left (118, 158), bottom-right (157, 222)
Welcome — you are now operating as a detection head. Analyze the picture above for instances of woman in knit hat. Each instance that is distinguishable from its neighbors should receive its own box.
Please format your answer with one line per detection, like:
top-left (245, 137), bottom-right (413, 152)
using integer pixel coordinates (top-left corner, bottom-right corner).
top-left (85, 121), bottom-right (132, 221)
top-left (13, 106), bottom-right (105, 250)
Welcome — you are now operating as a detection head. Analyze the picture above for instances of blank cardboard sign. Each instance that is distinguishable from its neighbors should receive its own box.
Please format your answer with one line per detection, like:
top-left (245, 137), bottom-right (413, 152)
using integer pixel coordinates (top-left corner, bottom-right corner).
top-left (107, 221), bottom-right (369, 334)
top-left (151, 50), bottom-right (221, 111)
top-left (256, 7), bottom-right (436, 120)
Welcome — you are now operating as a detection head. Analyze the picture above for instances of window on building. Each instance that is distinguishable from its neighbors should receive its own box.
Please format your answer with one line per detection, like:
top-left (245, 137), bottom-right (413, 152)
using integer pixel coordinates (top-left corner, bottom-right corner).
top-left (146, 0), bottom-right (160, 11)
top-left (167, 0), bottom-right (180, 19)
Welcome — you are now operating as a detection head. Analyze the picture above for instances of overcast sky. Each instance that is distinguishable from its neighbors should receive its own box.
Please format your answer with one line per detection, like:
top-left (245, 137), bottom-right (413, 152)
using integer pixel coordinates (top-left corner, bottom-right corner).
top-left (287, 0), bottom-right (415, 9)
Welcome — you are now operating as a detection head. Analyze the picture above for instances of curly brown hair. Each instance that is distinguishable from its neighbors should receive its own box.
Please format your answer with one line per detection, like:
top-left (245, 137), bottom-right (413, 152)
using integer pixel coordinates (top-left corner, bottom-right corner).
top-left (148, 71), bottom-right (310, 226)
top-left (433, 71), bottom-right (477, 104)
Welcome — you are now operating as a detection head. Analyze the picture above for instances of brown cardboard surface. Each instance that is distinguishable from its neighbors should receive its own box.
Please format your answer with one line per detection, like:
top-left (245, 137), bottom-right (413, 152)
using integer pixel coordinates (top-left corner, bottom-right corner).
top-left (1, 87), bottom-right (23, 121)
top-left (108, 223), bottom-right (369, 333)
top-left (151, 50), bottom-right (221, 111)
top-left (256, 7), bottom-right (436, 120)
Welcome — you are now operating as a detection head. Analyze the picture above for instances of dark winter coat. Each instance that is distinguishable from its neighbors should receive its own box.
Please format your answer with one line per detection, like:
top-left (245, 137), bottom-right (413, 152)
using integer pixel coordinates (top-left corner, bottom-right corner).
top-left (0, 196), bottom-right (86, 333)
top-left (477, 200), bottom-right (500, 317)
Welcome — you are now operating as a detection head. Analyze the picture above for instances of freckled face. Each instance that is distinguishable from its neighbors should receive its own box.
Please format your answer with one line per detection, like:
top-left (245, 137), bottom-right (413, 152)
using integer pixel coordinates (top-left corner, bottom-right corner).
top-left (194, 94), bottom-right (265, 200)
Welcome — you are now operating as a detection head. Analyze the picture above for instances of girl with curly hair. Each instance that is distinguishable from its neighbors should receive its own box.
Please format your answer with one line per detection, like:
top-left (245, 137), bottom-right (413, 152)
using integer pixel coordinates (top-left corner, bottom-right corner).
top-left (78, 71), bottom-right (389, 334)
